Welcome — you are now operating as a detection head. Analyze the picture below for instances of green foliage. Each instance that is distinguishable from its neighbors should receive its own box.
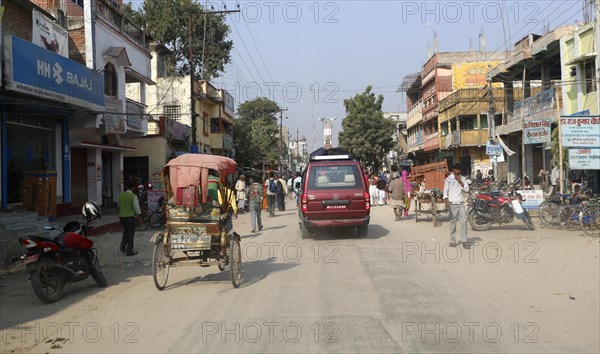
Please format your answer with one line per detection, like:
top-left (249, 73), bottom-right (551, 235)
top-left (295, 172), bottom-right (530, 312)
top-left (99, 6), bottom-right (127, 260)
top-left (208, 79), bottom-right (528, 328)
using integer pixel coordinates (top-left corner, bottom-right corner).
top-left (233, 98), bottom-right (281, 168)
top-left (550, 126), bottom-right (568, 170)
top-left (123, 0), bottom-right (232, 80)
top-left (338, 86), bottom-right (396, 171)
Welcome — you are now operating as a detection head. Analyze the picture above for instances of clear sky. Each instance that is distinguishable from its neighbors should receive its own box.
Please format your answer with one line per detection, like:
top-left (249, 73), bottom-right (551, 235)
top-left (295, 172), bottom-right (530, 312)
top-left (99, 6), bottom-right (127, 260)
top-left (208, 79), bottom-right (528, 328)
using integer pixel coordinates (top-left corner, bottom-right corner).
top-left (132, 0), bottom-right (590, 150)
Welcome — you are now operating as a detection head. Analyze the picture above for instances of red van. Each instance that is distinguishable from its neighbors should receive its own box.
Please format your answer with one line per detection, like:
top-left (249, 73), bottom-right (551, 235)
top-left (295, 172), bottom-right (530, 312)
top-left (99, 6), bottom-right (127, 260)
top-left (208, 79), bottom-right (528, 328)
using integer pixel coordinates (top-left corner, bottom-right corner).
top-left (298, 150), bottom-right (370, 238)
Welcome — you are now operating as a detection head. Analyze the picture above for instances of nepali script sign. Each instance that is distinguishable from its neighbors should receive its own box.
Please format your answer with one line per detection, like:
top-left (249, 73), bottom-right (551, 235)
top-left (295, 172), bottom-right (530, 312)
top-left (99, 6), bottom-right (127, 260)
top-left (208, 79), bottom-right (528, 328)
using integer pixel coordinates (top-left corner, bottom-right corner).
top-left (486, 141), bottom-right (502, 156)
top-left (523, 120), bottom-right (551, 144)
top-left (568, 149), bottom-right (600, 170)
top-left (561, 116), bottom-right (600, 148)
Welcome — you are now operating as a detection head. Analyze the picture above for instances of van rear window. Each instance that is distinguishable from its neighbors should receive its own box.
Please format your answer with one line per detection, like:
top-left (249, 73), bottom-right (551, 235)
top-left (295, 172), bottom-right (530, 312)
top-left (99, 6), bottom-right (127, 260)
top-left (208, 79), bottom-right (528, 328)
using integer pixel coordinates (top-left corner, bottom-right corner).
top-left (308, 164), bottom-right (364, 189)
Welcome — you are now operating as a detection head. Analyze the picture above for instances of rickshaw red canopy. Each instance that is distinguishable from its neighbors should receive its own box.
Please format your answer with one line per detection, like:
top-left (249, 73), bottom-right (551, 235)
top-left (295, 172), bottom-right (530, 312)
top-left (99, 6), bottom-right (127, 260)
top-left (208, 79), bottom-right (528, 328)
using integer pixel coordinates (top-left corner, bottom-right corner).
top-left (164, 154), bottom-right (237, 204)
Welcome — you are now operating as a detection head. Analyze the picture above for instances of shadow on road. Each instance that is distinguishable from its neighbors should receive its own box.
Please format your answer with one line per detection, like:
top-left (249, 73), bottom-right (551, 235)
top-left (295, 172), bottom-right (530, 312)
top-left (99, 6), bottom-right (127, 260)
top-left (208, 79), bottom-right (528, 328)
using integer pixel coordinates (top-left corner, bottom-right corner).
top-left (163, 257), bottom-right (298, 290)
top-left (310, 224), bottom-right (390, 241)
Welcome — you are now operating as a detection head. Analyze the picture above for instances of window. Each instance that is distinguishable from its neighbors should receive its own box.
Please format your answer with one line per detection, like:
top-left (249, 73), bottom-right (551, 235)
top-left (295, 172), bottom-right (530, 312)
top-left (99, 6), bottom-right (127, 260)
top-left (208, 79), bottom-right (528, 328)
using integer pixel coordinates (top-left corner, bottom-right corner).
top-left (211, 118), bottom-right (221, 133)
top-left (163, 105), bottom-right (181, 122)
top-left (71, 0), bottom-right (84, 7)
top-left (441, 122), bottom-right (449, 136)
top-left (459, 115), bottom-right (477, 130)
top-left (584, 60), bottom-right (597, 93)
top-left (104, 63), bottom-right (118, 97)
top-left (480, 114), bottom-right (489, 129)
top-left (450, 119), bottom-right (457, 132)
top-left (308, 164), bottom-right (364, 190)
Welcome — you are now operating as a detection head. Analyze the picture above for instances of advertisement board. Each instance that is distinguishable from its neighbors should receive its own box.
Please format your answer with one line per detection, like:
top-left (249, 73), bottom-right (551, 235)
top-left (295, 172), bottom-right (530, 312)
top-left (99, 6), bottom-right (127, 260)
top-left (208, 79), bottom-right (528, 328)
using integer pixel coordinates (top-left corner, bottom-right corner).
top-left (32, 9), bottom-right (68, 57)
top-left (517, 190), bottom-right (545, 209)
top-left (523, 120), bottom-right (551, 144)
top-left (561, 116), bottom-right (600, 147)
top-left (147, 190), bottom-right (165, 212)
top-left (486, 141), bottom-right (502, 156)
top-left (568, 149), bottom-right (600, 170)
top-left (4, 35), bottom-right (104, 111)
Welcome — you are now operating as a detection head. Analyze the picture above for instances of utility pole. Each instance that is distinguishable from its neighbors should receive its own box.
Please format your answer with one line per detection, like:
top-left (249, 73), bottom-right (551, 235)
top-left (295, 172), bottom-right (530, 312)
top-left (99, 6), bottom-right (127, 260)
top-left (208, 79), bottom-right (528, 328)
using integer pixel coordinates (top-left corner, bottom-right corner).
top-left (279, 107), bottom-right (288, 171)
top-left (189, 5), bottom-right (239, 153)
top-left (487, 66), bottom-right (498, 182)
top-left (310, 84), bottom-right (316, 151)
top-left (296, 127), bottom-right (300, 171)
top-left (595, 0), bottom-right (600, 114)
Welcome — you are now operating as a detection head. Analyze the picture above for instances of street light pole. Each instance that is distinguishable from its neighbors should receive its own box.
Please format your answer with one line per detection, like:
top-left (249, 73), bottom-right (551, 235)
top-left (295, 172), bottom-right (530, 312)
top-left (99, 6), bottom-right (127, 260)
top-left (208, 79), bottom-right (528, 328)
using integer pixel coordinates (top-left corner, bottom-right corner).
top-left (188, 7), bottom-right (239, 153)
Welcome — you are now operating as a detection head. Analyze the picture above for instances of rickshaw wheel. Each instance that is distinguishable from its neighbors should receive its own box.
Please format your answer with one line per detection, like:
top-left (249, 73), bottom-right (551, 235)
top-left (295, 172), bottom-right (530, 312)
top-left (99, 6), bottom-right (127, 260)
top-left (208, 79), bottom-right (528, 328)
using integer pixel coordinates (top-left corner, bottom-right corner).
top-left (152, 238), bottom-right (170, 290)
top-left (229, 235), bottom-right (242, 288)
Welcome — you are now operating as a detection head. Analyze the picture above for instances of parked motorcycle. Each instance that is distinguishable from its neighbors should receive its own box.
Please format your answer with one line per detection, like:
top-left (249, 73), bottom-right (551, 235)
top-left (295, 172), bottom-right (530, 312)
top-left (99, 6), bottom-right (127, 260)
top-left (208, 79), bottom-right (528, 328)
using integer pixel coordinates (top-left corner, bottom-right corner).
top-left (13, 202), bottom-right (107, 303)
top-left (467, 181), bottom-right (535, 231)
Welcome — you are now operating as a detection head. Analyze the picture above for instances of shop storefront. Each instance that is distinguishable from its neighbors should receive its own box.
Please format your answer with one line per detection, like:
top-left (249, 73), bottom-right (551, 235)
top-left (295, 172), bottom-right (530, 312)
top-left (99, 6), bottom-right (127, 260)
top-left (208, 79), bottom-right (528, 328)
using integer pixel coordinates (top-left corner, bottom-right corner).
top-left (1, 35), bottom-right (104, 210)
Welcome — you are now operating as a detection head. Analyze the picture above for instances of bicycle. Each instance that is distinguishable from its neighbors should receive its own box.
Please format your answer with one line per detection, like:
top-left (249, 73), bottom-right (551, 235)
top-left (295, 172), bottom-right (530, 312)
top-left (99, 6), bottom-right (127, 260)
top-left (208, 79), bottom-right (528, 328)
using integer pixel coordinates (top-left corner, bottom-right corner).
top-left (580, 194), bottom-right (600, 237)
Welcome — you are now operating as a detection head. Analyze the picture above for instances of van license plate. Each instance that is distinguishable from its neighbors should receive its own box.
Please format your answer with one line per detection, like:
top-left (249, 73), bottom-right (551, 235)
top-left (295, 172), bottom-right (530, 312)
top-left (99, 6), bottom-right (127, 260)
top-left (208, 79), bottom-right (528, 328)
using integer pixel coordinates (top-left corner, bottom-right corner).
top-left (326, 205), bottom-right (346, 210)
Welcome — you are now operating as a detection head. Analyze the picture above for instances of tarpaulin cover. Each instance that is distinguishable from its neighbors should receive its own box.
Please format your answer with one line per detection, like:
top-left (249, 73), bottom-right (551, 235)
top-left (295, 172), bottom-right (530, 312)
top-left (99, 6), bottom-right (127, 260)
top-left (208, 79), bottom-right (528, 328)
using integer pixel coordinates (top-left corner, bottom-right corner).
top-left (164, 154), bottom-right (237, 204)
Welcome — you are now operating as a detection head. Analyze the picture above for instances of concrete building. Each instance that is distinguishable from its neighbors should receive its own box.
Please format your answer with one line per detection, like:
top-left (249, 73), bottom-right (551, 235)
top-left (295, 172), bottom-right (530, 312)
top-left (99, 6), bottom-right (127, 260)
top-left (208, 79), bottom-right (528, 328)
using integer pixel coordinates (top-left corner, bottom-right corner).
top-left (437, 58), bottom-right (507, 177)
top-left (383, 112), bottom-right (408, 171)
top-left (489, 26), bottom-right (575, 183)
top-left (1, 0), bottom-right (152, 213)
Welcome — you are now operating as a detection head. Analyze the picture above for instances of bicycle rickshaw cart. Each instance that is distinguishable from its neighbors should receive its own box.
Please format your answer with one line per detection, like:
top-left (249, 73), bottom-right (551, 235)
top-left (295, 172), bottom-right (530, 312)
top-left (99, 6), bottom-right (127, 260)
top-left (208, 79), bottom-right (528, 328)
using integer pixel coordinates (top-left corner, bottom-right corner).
top-left (149, 154), bottom-right (241, 290)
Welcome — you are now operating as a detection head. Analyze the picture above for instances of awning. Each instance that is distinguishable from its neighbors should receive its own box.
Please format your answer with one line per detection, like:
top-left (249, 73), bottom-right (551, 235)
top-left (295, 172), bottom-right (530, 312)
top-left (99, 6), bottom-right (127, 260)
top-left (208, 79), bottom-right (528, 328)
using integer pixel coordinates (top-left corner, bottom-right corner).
top-left (496, 134), bottom-right (516, 156)
top-left (75, 141), bottom-right (136, 151)
top-left (103, 47), bottom-right (131, 67)
top-left (125, 67), bottom-right (156, 85)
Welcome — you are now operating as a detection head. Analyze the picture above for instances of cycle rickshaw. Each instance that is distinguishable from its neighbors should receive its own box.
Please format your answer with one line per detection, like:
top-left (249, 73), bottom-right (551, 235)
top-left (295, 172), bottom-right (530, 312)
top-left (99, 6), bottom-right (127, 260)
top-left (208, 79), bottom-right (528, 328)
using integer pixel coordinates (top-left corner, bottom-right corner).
top-left (149, 154), bottom-right (241, 290)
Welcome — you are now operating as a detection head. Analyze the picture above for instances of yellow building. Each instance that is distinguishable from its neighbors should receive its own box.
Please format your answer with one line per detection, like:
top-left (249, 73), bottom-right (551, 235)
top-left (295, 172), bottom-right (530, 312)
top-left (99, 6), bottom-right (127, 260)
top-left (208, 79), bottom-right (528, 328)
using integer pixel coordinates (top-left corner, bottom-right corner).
top-left (438, 61), bottom-right (505, 176)
top-left (560, 22), bottom-right (599, 115)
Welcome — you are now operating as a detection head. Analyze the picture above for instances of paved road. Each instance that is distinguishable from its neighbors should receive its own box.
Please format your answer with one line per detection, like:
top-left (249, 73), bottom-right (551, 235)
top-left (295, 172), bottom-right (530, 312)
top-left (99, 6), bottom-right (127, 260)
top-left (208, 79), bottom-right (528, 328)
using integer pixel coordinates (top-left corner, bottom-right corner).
top-left (1, 200), bottom-right (599, 353)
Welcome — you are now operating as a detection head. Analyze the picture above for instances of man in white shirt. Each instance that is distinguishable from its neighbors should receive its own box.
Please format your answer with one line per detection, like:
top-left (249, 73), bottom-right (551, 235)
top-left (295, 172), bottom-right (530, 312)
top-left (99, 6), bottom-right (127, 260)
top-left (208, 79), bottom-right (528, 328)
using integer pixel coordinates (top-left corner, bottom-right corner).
top-left (443, 163), bottom-right (470, 248)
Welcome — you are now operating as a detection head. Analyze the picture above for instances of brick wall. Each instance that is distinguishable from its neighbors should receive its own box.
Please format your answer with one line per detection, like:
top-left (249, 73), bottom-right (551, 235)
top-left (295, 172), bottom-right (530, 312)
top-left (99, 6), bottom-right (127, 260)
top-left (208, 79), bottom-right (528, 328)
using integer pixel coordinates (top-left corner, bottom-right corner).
top-left (3, 1), bottom-right (33, 42)
top-left (68, 26), bottom-right (86, 65)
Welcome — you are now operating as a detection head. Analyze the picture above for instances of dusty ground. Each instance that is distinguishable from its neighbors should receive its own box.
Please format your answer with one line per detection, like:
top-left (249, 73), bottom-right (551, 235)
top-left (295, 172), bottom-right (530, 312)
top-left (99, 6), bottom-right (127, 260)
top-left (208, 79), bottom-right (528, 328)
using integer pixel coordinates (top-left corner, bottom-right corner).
top-left (1, 199), bottom-right (598, 353)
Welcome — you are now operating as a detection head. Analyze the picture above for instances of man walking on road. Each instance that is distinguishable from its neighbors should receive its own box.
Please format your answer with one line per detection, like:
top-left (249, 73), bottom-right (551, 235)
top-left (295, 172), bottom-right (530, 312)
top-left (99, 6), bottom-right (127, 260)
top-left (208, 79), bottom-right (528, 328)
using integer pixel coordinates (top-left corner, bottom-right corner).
top-left (118, 183), bottom-right (141, 256)
top-left (248, 177), bottom-right (264, 232)
top-left (387, 173), bottom-right (405, 221)
top-left (276, 173), bottom-right (287, 211)
top-left (235, 174), bottom-right (247, 213)
top-left (443, 163), bottom-right (470, 249)
top-left (265, 172), bottom-right (277, 216)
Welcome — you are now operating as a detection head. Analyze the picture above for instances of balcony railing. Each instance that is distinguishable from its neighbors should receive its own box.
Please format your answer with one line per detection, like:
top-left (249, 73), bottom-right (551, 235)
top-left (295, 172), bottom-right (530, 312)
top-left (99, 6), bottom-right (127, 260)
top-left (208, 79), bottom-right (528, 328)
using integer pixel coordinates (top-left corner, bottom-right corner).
top-left (97, 0), bottom-right (148, 48)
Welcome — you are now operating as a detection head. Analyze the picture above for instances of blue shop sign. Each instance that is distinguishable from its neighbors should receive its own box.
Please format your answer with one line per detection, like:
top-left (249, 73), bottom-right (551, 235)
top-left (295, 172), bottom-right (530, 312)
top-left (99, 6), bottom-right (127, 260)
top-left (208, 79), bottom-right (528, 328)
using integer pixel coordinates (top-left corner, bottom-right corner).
top-left (4, 35), bottom-right (104, 111)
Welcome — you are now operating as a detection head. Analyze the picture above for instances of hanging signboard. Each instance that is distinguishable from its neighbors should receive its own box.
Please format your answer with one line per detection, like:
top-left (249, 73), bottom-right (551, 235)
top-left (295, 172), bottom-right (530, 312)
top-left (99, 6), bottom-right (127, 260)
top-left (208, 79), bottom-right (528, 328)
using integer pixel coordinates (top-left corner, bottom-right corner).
top-left (486, 140), bottom-right (502, 156)
top-left (523, 120), bottom-right (551, 144)
top-left (568, 149), bottom-right (600, 170)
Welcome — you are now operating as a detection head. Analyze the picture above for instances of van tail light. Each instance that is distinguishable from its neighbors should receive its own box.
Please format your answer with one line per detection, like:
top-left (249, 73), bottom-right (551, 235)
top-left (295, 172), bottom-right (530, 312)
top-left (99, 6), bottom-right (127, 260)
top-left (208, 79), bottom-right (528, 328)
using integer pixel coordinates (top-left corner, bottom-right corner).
top-left (365, 192), bottom-right (370, 210)
top-left (301, 193), bottom-right (308, 212)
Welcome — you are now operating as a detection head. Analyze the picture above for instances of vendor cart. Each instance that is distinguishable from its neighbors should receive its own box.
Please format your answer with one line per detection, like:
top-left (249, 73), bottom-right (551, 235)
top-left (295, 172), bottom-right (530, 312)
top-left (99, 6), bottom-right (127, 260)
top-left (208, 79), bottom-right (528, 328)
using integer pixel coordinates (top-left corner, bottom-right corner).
top-left (413, 189), bottom-right (449, 227)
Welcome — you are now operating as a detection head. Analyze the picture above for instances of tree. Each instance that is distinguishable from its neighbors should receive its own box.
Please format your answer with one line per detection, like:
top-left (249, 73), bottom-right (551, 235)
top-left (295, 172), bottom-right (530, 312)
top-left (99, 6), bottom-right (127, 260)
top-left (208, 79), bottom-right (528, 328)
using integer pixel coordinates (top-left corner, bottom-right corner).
top-left (123, 0), bottom-right (232, 80)
top-left (550, 126), bottom-right (568, 170)
top-left (233, 98), bottom-right (281, 168)
top-left (338, 86), bottom-right (395, 172)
